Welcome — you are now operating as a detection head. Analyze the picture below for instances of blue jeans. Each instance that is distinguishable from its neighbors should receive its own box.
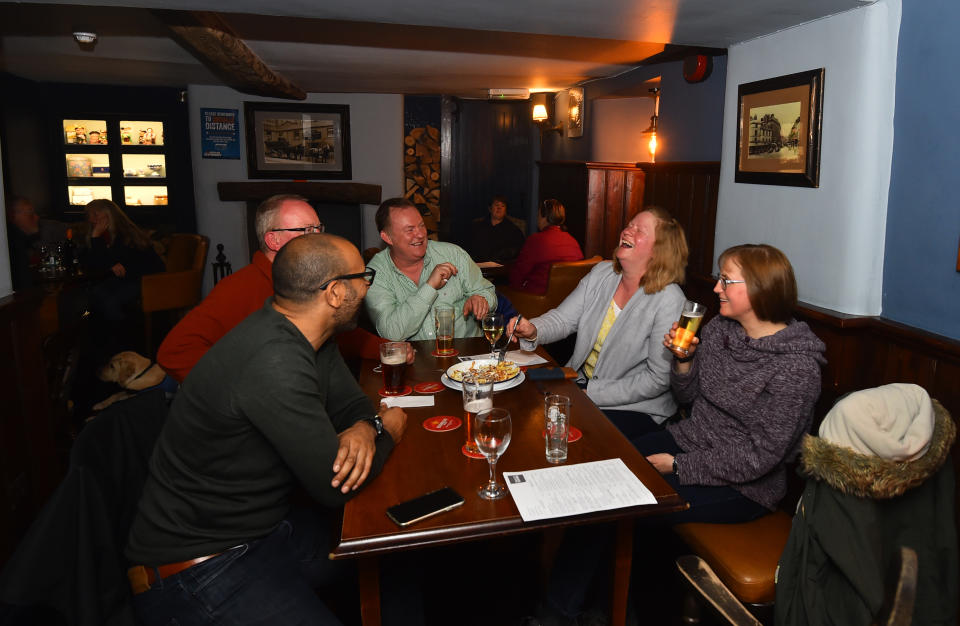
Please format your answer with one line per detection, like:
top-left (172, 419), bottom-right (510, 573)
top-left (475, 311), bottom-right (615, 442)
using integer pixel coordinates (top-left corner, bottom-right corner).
top-left (131, 508), bottom-right (347, 625)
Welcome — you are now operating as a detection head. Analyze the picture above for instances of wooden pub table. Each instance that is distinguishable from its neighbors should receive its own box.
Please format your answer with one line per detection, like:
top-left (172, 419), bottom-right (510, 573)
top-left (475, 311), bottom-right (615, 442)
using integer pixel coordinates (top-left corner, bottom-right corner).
top-left (331, 337), bottom-right (687, 626)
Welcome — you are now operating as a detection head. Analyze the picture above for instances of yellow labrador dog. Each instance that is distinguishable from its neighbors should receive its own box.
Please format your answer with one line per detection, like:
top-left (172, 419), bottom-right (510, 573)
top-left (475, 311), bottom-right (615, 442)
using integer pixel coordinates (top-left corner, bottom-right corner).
top-left (93, 351), bottom-right (167, 411)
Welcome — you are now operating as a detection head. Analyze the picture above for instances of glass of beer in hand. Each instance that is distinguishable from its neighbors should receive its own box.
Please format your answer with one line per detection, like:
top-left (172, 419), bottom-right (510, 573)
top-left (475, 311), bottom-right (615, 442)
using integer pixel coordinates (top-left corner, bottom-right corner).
top-left (379, 341), bottom-right (408, 395)
top-left (670, 300), bottom-right (706, 357)
top-left (461, 373), bottom-right (494, 456)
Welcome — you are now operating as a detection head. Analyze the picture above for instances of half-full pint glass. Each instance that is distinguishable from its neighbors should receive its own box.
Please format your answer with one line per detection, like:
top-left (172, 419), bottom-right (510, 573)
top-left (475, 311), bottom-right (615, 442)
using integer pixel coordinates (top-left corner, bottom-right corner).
top-left (434, 304), bottom-right (455, 355)
top-left (670, 301), bottom-right (706, 356)
top-left (461, 373), bottom-right (494, 455)
top-left (379, 341), bottom-right (408, 394)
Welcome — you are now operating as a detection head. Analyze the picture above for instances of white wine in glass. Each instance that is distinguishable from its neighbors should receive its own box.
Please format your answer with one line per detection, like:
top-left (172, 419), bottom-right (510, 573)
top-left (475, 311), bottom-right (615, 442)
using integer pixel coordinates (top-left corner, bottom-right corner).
top-left (481, 312), bottom-right (504, 358)
top-left (474, 408), bottom-right (512, 500)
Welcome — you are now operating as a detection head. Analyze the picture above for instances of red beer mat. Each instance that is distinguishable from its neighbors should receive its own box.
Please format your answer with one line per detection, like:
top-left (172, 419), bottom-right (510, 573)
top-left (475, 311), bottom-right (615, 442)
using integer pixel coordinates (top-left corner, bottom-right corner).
top-left (461, 444), bottom-right (486, 459)
top-left (431, 348), bottom-right (459, 357)
top-left (423, 416), bottom-right (461, 432)
top-left (540, 426), bottom-right (583, 442)
top-left (413, 382), bottom-right (445, 394)
top-left (378, 385), bottom-right (412, 398)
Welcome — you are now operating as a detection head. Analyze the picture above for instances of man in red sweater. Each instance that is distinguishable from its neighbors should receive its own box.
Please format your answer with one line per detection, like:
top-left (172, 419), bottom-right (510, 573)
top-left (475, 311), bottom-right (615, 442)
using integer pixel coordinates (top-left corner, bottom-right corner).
top-left (158, 194), bottom-right (385, 382)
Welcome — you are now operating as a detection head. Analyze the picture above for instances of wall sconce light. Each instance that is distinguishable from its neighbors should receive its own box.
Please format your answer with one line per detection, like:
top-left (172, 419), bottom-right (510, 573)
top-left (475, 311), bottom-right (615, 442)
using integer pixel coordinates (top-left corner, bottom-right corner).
top-left (531, 92), bottom-right (562, 136)
top-left (642, 87), bottom-right (660, 162)
top-left (567, 87), bottom-right (584, 138)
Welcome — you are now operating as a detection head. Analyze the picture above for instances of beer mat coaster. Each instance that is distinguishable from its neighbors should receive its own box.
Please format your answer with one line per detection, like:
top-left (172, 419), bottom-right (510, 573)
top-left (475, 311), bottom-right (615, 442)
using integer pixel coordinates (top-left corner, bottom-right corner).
top-left (413, 382), bottom-right (445, 394)
top-left (540, 426), bottom-right (583, 442)
top-left (431, 348), bottom-right (460, 357)
top-left (423, 416), bottom-right (461, 432)
top-left (461, 444), bottom-right (486, 459)
top-left (378, 385), bottom-right (412, 398)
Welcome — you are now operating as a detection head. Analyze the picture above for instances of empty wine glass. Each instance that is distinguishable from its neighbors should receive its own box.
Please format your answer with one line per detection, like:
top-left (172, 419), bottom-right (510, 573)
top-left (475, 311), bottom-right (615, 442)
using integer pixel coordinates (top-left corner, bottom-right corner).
top-left (481, 312), bottom-right (504, 358)
top-left (474, 407), bottom-right (512, 500)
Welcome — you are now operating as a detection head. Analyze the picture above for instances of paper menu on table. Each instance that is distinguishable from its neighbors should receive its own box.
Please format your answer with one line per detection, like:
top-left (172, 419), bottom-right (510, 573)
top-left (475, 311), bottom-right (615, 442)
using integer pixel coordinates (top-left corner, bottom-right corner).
top-left (503, 459), bottom-right (656, 522)
top-left (379, 396), bottom-right (435, 408)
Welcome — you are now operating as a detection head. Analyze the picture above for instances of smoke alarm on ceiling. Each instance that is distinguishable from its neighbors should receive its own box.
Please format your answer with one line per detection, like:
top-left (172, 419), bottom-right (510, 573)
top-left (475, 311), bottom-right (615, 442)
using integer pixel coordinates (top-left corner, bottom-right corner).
top-left (487, 88), bottom-right (530, 100)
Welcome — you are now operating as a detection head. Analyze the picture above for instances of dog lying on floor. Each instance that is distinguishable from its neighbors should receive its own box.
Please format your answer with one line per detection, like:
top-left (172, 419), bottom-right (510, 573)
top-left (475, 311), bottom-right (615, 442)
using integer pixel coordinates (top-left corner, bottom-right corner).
top-left (93, 351), bottom-right (168, 411)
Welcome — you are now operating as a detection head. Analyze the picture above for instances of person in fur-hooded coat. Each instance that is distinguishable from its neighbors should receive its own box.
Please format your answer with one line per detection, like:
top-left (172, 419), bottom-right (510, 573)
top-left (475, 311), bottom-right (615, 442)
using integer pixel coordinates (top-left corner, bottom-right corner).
top-left (774, 383), bottom-right (958, 626)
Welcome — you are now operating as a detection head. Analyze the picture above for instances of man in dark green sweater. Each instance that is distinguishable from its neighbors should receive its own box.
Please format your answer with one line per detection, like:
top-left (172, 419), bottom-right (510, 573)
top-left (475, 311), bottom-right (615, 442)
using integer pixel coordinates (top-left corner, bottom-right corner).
top-left (126, 233), bottom-right (407, 625)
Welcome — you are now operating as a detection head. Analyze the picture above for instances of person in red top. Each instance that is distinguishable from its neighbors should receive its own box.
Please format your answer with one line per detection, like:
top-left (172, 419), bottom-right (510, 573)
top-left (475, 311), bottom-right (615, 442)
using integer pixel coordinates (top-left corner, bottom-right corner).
top-left (157, 194), bottom-right (386, 382)
top-left (508, 198), bottom-right (584, 294)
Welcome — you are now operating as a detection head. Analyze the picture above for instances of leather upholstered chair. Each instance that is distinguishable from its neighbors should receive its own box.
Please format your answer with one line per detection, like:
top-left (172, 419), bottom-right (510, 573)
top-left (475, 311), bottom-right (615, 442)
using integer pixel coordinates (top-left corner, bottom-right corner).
top-left (497, 256), bottom-right (602, 320)
top-left (141, 233), bottom-right (209, 354)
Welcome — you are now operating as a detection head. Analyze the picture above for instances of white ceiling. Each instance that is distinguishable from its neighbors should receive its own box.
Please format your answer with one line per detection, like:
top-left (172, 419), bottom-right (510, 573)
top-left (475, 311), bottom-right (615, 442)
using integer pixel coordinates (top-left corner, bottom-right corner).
top-left (0, 0), bottom-right (869, 96)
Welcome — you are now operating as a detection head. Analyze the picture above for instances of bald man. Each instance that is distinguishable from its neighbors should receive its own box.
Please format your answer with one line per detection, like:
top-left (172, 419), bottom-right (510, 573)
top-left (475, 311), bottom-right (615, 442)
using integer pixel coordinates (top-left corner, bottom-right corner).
top-left (127, 233), bottom-right (407, 624)
top-left (157, 194), bottom-right (386, 381)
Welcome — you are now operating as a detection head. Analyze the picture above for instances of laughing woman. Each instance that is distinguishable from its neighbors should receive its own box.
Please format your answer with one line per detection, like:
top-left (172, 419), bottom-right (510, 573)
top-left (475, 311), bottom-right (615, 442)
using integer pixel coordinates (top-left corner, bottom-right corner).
top-left (644, 243), bottom-right (827, 522)
top-left (509, 206), bottom-right (688, 437)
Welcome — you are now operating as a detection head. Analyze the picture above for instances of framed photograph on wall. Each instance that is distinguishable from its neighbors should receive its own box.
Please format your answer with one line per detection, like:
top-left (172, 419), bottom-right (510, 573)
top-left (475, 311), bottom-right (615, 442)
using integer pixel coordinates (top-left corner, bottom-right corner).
top-left (735, 68), bottom-right (824, 188)
top-left (244, 102), bottom-right (352, 179)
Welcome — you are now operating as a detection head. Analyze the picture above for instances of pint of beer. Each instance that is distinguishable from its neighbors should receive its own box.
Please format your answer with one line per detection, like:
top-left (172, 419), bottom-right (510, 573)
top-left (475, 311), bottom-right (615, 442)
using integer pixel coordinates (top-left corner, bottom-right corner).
top-left (670, 301), bottom-right (706, 356)
top-left (379, 342), bottom-right (408, 394)
top-left (461, 374), bottom-right (494, 455)
top-left (434, 304), bottom-right (455, 356)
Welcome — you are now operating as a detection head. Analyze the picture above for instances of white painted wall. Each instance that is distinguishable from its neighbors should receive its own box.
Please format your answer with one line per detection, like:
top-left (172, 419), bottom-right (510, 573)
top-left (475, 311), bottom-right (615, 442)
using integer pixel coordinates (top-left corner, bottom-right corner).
top-left (716, 0), bottom-right (900, 315)
top-left (0, 140), bottom-right (11, 298)
top-left (186, 85), bottom-right (403, 294)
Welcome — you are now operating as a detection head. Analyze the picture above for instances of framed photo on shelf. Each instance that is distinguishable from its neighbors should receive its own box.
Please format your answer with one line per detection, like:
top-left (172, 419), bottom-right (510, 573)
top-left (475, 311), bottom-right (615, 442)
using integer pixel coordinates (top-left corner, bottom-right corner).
top-left (244, 102), bottom-right (352, 180)
top-left (735, 68), bottom-right (824, 188)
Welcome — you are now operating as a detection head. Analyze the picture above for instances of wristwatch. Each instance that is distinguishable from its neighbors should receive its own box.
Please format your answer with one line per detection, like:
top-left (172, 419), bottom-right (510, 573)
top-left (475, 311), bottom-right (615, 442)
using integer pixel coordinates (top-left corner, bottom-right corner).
top-left (364, 414), bottom-right (384, 439)
top-left (672, 457), bottom-right (679, 476)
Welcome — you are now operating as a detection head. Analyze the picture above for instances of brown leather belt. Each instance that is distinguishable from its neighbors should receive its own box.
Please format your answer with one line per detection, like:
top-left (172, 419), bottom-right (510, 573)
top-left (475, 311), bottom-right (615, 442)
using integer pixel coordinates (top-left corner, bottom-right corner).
top-left (127, 553), bottom-right (221, 595)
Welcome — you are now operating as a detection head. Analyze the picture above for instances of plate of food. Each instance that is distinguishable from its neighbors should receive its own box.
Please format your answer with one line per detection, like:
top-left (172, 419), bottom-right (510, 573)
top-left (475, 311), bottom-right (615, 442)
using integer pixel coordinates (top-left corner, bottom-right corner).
top-left (441, 359), bottom-right (525, 392)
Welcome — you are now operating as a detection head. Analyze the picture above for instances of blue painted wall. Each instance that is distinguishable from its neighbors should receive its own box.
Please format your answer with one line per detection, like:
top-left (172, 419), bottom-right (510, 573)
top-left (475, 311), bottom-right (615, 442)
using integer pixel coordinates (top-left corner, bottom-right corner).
top-left (883, 0), bottom-right (960, 340)
top-left (543, 56), bottom-right (726, 163)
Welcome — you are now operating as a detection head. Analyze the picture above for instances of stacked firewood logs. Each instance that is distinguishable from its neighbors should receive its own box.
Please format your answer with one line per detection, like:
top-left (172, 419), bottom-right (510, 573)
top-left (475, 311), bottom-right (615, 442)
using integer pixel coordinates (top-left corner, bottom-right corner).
top-left (404, 125), bottom-right (441, 238)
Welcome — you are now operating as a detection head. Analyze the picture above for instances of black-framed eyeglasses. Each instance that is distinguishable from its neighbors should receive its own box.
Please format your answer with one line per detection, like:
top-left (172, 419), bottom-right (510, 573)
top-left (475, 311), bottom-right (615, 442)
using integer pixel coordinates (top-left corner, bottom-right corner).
top-left (270, 224), bottom-right (325, 234)
top-left (713, 274), bottom-right (746, 291)
top-left (319, 268), bottom-right (376, 290)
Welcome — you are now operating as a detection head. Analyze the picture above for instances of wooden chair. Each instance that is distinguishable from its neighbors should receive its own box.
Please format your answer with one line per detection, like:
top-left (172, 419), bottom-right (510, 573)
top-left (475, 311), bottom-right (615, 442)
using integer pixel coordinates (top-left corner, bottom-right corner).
top-left (676, 546), bottom-right (919, 626)
top-left (141, 233), bottom-right (209, 355)
top-left (497, 256), bottom-right (603, 320)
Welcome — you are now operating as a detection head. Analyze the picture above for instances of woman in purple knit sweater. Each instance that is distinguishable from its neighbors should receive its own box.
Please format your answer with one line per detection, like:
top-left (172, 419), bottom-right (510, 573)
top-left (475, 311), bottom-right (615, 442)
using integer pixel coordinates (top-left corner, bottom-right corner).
top-left (532, 244), bottom-right (826, 626)
top-left (643, 243), bottom-right (827, 520)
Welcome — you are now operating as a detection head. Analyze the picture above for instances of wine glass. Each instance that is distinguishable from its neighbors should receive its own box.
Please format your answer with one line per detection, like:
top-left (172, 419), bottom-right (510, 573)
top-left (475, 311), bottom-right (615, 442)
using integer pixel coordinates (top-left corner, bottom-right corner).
top-left (474, 408), bottom-right (512, 500)
top-left (481, 312), bottom-right (504, 358)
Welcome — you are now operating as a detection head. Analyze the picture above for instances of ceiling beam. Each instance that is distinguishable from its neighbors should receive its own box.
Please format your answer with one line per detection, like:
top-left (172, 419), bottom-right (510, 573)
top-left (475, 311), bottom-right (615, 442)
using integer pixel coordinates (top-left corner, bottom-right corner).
top-left (153, 10), bottom-right (306, 100)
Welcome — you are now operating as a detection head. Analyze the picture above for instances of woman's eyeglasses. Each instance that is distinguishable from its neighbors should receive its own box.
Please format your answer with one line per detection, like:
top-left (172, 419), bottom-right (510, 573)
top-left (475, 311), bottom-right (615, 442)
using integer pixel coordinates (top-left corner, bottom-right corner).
top-left (713, 274), bottom-right (745, 290)
top-left (318, 268), bottom-right (376, 290)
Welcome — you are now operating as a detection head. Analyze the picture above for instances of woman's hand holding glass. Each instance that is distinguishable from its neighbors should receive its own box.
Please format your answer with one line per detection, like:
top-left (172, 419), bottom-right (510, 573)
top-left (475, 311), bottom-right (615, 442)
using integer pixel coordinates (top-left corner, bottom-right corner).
top-left (664, 322), bottom-right (699, 373)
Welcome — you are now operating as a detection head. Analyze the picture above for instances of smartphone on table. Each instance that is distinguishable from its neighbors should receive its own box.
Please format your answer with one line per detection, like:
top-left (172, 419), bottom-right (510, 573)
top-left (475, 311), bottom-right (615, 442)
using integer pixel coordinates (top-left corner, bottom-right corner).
top-left (386, 487), bottom-right (465, 527)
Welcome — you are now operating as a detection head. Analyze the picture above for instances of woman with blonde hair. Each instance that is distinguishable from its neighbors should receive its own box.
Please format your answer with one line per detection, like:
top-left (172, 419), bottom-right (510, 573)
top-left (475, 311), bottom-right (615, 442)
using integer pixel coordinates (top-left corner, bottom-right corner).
top-left (510, 206), bottom-right (688, 437)
top-left (82, 199), bottom-right (163, 322)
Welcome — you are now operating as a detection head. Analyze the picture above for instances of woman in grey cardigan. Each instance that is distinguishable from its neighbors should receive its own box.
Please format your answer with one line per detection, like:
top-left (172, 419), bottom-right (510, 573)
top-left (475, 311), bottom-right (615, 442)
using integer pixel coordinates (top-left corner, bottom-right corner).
top-left (509, 206), bottom-right (688, 438)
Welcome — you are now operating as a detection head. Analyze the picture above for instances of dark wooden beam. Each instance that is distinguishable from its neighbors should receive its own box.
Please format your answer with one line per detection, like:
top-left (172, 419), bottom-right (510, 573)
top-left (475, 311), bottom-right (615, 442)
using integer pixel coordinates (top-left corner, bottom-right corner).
top-left (153, 10), bottom-right (306, 100)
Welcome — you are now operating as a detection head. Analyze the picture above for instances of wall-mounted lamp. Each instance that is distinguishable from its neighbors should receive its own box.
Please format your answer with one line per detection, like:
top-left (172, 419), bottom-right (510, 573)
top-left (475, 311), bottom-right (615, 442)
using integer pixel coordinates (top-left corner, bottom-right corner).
top-left (642, 87), bottom-right (660, 162)
top-left (531, 92), bottom-right (562, 137)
